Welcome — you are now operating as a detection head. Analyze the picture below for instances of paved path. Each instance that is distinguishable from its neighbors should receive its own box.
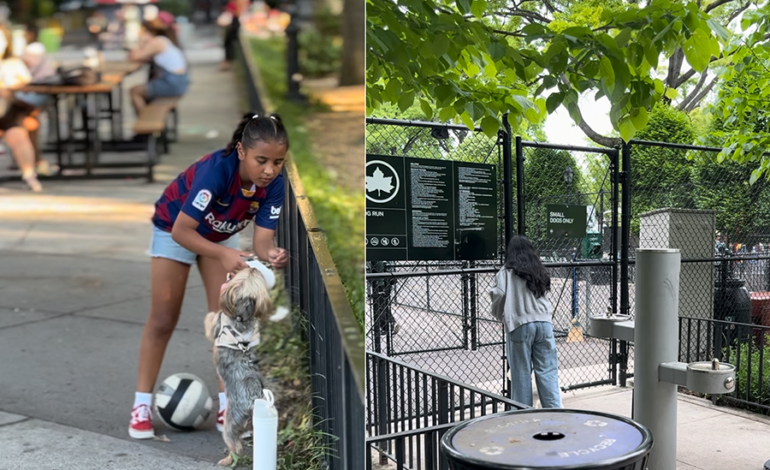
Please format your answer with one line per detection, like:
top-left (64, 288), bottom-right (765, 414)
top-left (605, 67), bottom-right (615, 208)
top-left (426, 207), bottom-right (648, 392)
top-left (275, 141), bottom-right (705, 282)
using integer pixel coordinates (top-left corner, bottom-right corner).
top-left (0, 27), bottom-right (252, 468)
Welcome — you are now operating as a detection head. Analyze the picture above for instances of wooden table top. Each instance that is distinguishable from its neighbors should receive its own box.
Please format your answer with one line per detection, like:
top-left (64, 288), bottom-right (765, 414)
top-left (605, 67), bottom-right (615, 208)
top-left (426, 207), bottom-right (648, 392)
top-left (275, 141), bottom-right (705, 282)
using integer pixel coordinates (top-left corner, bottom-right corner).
top-left (15, 61), bottom-right (144, 94)
top-left (17, 81), bottom-right (119, 94)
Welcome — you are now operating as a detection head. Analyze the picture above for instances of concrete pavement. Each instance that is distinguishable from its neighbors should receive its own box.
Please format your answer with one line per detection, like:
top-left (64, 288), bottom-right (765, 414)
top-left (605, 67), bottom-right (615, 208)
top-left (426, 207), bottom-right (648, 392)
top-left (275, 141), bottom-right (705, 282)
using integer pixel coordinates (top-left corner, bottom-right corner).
top-left (561, 383), bottom-right (770, 470)
top-left (0, 27), bottom-right (253, 468)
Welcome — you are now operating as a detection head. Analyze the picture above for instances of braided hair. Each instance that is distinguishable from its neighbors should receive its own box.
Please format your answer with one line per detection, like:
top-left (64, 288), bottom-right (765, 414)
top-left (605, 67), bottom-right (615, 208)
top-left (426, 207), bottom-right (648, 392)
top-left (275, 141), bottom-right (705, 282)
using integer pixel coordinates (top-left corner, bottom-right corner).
top-left (224, 113), bottom-right (289, 155)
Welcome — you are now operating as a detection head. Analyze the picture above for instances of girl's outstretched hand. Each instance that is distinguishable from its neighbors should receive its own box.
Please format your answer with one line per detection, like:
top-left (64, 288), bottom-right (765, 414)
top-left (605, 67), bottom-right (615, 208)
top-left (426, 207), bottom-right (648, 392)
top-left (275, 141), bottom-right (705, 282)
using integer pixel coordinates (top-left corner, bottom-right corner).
top-left (218, 248), bottom-right (252, 274)
top-left (268, 247), bottom-right (288, 269)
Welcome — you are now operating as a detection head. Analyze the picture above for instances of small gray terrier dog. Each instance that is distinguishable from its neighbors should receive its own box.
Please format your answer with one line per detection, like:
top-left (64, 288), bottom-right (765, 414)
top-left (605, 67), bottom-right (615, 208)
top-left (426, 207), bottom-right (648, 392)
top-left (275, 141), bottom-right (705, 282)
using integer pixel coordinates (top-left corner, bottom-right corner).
top-left (204, 267), bottom-right (273, 466)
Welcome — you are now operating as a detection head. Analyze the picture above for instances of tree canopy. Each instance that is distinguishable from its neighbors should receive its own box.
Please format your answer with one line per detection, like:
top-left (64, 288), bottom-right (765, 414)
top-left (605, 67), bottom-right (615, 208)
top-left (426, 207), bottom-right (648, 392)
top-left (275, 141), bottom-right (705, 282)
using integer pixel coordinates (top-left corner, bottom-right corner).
top-left (367, 0), bottom-right (770, 176)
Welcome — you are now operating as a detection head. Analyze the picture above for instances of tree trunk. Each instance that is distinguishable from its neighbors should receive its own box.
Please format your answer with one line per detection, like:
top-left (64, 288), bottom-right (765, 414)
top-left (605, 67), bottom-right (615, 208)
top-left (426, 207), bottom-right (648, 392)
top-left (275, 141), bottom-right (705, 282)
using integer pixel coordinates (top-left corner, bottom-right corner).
top-left (338, 0), bottom-right (364, 86)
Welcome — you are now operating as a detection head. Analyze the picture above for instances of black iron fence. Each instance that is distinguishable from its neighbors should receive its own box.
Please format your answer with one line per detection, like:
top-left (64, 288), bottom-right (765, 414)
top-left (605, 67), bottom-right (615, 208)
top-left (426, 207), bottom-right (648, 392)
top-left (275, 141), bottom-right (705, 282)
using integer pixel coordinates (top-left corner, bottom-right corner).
top-left (238, 34), bottom-right (365, 469)
top-left (366, 350), bottom-right (526, 469)
top-left (366, 117), bottom-right (770, 414)
top-left (679, 316), bottom-right (770, 413)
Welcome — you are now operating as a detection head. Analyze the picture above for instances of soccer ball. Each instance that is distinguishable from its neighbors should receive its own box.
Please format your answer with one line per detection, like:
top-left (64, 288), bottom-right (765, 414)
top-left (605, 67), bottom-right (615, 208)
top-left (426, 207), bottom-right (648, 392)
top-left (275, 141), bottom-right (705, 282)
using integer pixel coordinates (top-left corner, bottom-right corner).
top-left (154, 373), bottom-right (213, 431)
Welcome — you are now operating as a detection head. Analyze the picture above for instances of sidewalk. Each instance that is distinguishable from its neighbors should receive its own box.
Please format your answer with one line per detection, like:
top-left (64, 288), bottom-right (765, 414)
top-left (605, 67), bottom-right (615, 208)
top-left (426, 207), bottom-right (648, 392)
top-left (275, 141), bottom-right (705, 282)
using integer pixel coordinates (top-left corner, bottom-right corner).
top-left (0, 28), bottom-right (249, 468)
top-left (561, 383), bottom-right (770, 470)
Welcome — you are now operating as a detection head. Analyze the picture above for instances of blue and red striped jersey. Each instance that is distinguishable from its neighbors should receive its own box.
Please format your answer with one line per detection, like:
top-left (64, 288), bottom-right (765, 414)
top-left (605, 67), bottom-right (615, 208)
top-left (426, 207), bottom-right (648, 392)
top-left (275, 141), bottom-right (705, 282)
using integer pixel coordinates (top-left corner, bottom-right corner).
top-left (152, 149), bottom-right (284, 243)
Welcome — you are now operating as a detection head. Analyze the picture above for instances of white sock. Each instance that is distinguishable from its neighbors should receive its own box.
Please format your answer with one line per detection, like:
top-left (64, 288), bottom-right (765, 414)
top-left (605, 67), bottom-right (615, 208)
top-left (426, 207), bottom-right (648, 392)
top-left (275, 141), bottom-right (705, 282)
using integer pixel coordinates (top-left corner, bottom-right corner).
top-left (219, 392), bottom-right (227, 412)
top-left (134, 392), bottom-right (152, 409)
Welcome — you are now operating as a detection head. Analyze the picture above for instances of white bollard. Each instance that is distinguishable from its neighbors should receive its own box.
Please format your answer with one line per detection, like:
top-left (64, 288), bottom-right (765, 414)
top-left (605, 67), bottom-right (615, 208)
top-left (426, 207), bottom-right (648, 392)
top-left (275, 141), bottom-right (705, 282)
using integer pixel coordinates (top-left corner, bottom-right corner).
top-left (253, 389), bottom-right (278, 470)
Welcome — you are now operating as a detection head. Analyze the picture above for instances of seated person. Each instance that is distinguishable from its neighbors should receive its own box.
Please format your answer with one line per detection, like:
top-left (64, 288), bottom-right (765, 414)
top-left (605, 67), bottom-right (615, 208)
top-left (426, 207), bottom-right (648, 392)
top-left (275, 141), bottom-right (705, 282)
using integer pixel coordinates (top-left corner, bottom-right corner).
top-left (128, 19), bottom-right (188, 117)
top-left (0, 24), bottom-right (41, 191)
top-left (15, 22), bottom-right (57, 175)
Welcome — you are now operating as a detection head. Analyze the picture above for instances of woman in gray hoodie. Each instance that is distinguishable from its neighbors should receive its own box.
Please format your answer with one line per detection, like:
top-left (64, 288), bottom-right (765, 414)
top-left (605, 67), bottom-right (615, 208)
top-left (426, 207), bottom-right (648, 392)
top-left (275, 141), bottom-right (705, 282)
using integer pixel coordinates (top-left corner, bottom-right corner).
top-left (490, 235), bottom-right (562, 408)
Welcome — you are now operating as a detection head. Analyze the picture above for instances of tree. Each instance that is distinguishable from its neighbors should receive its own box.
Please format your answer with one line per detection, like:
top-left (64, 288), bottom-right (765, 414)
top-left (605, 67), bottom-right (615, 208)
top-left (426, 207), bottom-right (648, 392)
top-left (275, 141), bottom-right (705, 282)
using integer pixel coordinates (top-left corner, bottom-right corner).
top-left (630, 104), bottom-right (696, 233)
top-left (367, 0), bottom-right (770, 175)
top-left (339, 0), bottom-right (365, 85)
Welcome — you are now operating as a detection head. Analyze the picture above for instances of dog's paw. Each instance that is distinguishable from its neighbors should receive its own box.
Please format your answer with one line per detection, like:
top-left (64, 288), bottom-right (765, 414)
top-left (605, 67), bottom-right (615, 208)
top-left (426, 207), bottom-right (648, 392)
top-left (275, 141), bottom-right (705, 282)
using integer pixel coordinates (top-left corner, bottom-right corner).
top-left (269, 306), bottom-right (290, 322)
top-left (217, 455), bottom-right (233, 466)
top-left (204, 311), bottom-right (219, 342)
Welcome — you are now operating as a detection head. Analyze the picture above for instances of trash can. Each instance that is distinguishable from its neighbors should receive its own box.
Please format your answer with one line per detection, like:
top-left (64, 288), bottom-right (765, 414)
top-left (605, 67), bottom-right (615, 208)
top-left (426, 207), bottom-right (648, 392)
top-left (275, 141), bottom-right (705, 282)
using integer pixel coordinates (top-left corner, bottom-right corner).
top-left (441, 409), bottom-right (653, 470)
top-left (714, 278), bottom-right (752, 352)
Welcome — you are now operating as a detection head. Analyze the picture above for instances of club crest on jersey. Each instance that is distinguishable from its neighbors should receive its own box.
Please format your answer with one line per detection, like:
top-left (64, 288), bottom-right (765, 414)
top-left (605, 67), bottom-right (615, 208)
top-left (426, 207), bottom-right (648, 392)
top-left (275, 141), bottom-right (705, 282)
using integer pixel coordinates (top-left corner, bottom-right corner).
top-left (269, 205), bottom-right (282, 219)
top-left (192, 189), bottom-right (212, 211)
top-left (247, 201), bottom-right (260, 213)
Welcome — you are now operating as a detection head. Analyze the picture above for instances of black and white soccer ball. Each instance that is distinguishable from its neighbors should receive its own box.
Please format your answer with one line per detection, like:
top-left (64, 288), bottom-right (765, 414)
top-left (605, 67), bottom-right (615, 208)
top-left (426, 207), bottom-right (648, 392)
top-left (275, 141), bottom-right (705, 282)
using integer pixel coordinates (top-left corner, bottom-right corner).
top-left (154, 373), bottom-right (213, 431)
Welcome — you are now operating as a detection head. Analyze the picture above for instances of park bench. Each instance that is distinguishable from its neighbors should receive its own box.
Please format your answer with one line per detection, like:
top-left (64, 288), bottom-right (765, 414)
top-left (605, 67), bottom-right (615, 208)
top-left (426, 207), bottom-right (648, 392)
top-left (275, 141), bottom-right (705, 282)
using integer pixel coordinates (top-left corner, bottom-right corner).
top-left (133, 96), bottom-right (180, 182)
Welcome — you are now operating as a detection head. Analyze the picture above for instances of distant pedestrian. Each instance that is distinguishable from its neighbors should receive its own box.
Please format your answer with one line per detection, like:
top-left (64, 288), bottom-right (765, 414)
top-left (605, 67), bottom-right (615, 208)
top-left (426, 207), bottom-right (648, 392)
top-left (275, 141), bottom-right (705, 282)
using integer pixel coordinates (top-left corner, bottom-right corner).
top-left (490, 235), bottom-right (562, 408)
top-left (218, 0), bottom-right (250, 71)
top-left (128, 113), bottom-right (289, 439)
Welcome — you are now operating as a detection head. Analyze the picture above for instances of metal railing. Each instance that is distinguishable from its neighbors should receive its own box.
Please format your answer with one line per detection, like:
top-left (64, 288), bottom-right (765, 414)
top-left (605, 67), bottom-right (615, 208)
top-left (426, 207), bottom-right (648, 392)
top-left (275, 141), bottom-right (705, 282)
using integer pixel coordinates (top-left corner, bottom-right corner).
top-left (236, 32), bottom-right (365, 469)
top-left (367, 350), bottom-right (526, 469)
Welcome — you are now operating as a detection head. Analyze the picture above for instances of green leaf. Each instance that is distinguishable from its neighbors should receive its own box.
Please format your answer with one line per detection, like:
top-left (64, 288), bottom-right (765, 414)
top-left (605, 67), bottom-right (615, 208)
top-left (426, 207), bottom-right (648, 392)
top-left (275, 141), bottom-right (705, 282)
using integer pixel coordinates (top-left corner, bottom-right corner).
top-left (683, 28), bottom-right (711, 72)
top-left (433, 37), bottom-right (450, 58)
top-left (615, 28), bottom-right (632, 48)
top-left (420, 99), bottom-right (433, 120)
top-left (707, 18), bottom-right (730, 42)
top-left (438, 106), bottom-right (456, 122)
top-left (683, 10), bottom-right (699, 33)
top-left (419, 40), bottom-right (433, 59)
top-left (629, 107), bottom-right (649, 131)
top-left (599, 56), bottom-right (615, 90)
top-left (470, 0), bottom-right (486, 19)
top-left (434, 84), bottom-right (454, 106)
top-left (480, 115), bottom-right (499, 137)
top-left (654, 79), bottom-right (665, 95)
top-left (460, 111), bottom-right (475, 130)
top-left (385, 79), bottom-right (401, 103)
top-left (398, 91), bottom-right (415, 112)
top-left (750, 168), bottom-right (762, 186)
top-left (618, 117), bottom-right (635, 142)
top-left (524, 106), bottom-right (540, 123)
top-left (465, 101), bottom-right (485, 120)
top-left (488, 40), bottom-right (506, 61)
top-left (567, 102), bottom-right (582, 125)
top-left (664, 87), bottom-right (678, 100)
top-left (546, 92), bottom-right (564, 114)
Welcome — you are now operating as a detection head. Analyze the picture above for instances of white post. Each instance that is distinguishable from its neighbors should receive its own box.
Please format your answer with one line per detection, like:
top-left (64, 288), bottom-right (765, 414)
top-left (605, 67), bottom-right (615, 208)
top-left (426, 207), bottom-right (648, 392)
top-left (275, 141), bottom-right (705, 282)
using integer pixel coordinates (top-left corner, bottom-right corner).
top-left (634, 248), bottom-right (681, 470)
top-left (252, 389), bottom-right (278, 470)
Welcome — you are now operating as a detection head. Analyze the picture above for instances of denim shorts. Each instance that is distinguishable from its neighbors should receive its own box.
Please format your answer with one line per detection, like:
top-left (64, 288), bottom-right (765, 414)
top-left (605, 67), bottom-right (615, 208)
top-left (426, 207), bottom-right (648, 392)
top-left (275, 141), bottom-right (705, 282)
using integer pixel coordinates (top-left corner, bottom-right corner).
top-left (147, 68), bottom-right (189, 101)
top-left (148, 225), bottom-right (240, 265)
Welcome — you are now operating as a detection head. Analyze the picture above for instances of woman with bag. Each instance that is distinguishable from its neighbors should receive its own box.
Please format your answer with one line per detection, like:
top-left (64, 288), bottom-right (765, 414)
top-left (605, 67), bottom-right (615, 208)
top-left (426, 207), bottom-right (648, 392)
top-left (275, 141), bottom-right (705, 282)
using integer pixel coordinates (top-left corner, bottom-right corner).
top-left (490, 235), bottom-right (562, 408)
top-left (0, 24), bottom-right (41, 192)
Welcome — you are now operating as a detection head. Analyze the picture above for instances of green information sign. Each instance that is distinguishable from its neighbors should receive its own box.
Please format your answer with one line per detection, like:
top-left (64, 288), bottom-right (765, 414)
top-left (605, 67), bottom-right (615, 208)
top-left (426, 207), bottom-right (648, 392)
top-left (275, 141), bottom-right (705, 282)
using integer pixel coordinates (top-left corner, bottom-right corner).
top-left (546, 204), bottom-right (587, 238)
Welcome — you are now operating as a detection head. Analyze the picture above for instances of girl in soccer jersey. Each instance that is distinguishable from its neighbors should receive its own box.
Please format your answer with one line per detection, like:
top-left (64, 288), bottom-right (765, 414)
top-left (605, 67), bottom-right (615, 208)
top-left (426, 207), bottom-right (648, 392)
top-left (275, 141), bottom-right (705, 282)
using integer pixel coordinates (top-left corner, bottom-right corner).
top-left (129, 113), bottom-right (289, 439)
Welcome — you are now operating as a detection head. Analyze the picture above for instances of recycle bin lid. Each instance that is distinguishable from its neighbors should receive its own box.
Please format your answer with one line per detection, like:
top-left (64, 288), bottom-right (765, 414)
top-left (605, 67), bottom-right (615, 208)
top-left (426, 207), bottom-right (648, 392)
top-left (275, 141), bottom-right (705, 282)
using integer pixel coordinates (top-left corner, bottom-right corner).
top-left (442, 409), bottom-right (653, 470)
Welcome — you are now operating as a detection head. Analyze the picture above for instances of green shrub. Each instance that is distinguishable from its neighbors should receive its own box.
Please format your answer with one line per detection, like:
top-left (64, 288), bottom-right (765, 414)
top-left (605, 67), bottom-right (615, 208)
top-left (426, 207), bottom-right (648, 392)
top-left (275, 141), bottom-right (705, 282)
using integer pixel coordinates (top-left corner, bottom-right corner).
top-left (298, 7), bottom-right (341, 78)
top-left (725, 339), bottom-right (770, 408)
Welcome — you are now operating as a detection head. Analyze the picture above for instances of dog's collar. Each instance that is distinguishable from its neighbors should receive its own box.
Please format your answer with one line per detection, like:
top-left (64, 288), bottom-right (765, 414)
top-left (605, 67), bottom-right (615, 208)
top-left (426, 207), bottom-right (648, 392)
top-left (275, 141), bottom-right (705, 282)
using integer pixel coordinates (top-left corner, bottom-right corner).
top-left (214, 312), bottom-right (261, 353)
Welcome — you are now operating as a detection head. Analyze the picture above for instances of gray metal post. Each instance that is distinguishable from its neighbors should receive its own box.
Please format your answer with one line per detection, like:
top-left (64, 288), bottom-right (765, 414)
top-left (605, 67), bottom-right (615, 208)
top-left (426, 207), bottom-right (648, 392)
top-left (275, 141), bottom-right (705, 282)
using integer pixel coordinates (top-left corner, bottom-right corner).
top-left (634, 248), bottom-right (681, 470)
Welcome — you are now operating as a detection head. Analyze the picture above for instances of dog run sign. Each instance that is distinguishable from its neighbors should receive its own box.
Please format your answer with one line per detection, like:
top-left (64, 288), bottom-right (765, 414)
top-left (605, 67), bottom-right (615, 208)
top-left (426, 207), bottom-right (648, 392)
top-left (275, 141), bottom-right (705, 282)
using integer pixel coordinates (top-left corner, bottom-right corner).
top-left (366, 154), bottom-right (497, 261)
top-left (547, 204), bottom-right (587, 238)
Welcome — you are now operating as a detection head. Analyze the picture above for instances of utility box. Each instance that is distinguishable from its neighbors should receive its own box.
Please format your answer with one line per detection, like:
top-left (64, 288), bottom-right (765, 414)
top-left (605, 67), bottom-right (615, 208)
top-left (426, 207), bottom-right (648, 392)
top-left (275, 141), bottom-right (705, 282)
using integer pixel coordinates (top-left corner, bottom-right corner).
top-left (640, 209), bottom-right (715, 358)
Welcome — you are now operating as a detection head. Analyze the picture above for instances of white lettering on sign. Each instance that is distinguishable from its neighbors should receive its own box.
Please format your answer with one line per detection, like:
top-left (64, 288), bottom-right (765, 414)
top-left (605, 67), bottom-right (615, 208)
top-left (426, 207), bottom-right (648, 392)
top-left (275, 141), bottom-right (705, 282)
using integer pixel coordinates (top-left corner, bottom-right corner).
top-left (557, 438), bottom-right (617, 458)
top-left (366, 210), bottom-right (385, 217)
top-left (550, 218), bottom-right (574, 224)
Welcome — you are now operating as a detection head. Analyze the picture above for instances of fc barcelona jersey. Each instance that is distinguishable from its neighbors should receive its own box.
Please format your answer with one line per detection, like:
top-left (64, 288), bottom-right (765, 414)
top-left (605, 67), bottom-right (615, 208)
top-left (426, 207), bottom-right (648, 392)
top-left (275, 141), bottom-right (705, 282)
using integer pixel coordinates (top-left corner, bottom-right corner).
top-left (152, 149), bottom-right (284, 242)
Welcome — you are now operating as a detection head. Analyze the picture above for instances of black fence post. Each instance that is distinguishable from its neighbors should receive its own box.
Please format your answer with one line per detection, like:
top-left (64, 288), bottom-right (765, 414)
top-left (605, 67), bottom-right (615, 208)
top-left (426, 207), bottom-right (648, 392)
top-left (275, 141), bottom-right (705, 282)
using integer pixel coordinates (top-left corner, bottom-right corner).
top-left (284, 5), bottom-right (306, 102)
top-left (515, 136), bottom-right (525, 236)
top-left (609, 148), bottom-right (620, 385)
top-left (619, 141), bottom-right (632, 387)
top-left (377, 355), bottom-right (389, 465)
top-left (502, 114), bottom-right (514, 245)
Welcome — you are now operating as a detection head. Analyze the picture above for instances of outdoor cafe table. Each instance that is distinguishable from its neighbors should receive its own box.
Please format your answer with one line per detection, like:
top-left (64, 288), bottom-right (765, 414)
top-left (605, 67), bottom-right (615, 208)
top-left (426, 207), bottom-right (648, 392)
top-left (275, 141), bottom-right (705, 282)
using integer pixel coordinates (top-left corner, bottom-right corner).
top-left (13, 61), bottom-right (146, 179)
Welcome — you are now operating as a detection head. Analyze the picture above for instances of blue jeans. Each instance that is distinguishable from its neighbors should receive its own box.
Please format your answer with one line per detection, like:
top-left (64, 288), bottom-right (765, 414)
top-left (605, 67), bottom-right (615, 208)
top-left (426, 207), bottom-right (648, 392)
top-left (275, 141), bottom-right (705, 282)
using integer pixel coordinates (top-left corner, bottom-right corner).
top-left (506, 321), bottom-right (562, 408)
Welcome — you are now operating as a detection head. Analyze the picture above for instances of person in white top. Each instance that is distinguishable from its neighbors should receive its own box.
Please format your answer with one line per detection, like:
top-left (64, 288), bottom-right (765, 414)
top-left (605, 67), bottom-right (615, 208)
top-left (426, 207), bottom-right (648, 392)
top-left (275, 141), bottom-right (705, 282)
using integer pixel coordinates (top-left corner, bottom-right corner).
top-left (128, 18), bottom-right (189, 118)
top-left (0, 23), bottom-right (41, 192)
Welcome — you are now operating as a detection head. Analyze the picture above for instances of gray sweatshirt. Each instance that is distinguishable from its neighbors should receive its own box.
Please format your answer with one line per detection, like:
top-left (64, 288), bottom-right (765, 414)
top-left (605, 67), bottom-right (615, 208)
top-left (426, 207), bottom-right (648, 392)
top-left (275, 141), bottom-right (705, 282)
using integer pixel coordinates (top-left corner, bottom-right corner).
top-left (490, 267), bottom-right (552, 334)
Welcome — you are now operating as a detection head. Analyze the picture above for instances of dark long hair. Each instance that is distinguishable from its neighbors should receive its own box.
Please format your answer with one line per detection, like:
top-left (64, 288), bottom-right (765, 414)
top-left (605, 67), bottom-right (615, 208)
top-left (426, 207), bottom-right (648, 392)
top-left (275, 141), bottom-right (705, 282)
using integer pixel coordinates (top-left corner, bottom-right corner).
top-left (224, 113), bottom-right (290, 155)
top-left (504, 235), bottom-right (550, 298)
top-left (143, 18), bottom-right (180, 48)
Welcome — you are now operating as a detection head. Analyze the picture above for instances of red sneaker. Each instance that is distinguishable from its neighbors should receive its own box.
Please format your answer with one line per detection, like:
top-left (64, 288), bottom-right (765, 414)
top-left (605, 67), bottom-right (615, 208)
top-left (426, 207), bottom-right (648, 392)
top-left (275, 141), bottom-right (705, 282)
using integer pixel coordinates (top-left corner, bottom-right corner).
top-left (217, 409), bottom-right (225, 432)
top-left (128, 404), bottom-right (154, 439)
